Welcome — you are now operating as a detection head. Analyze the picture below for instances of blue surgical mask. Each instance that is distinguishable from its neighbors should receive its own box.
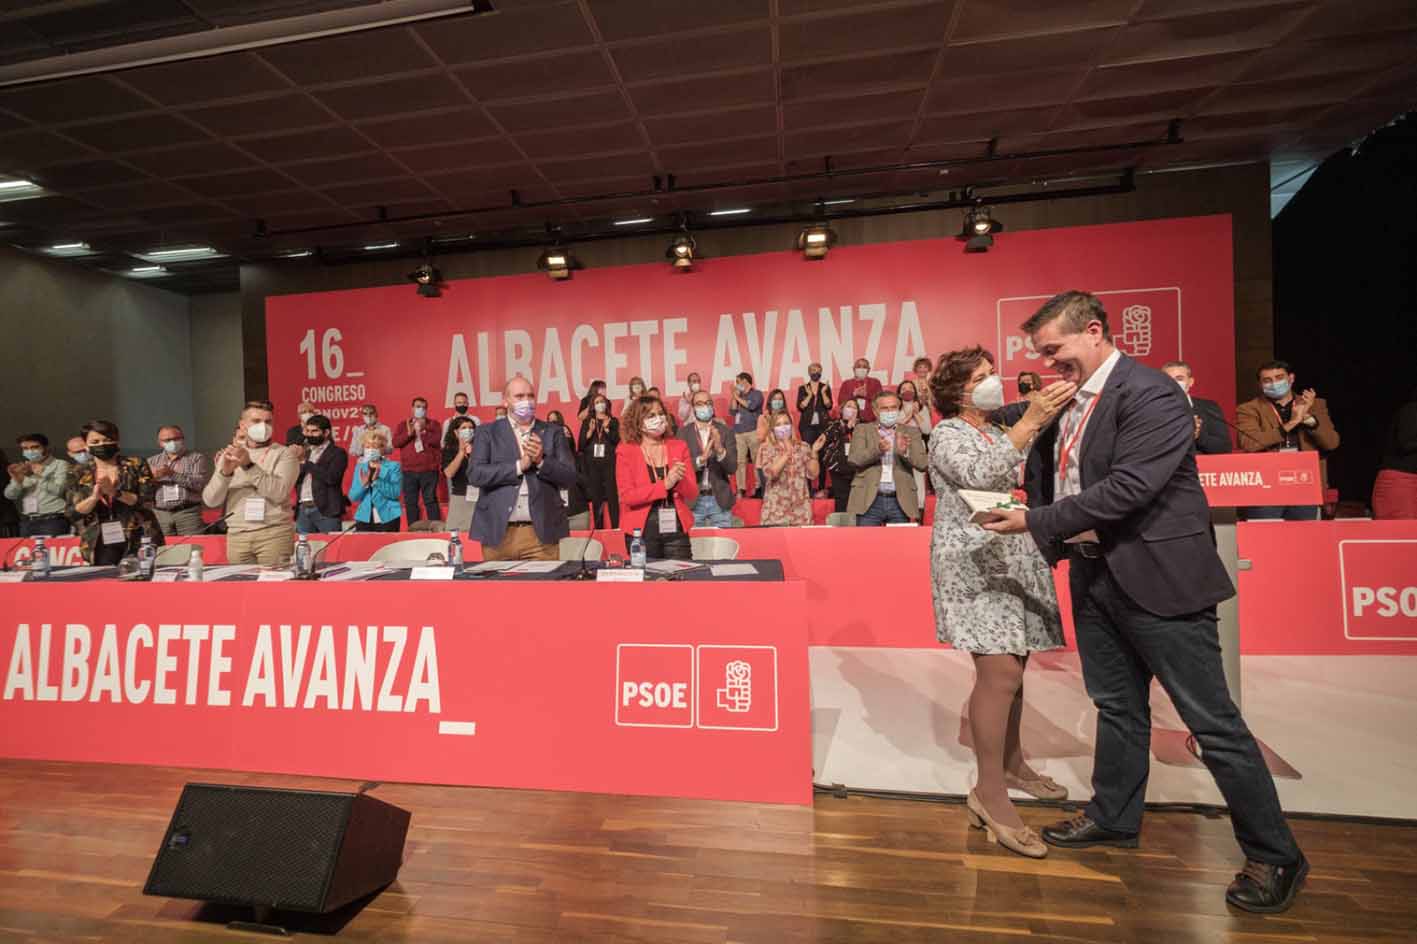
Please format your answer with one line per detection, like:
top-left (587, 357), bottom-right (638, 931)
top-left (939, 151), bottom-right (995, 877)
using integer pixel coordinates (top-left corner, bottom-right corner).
top-left (512, 400), bottom-right (536, 422)
top-left (363, 447), bottom-right (381, 462)
top-left (413, 406), bottom-right (426, 418)
top-left (878, 410), bottom-right (899, 427)
top-left (22, 448), bottom-right (42, 462)
top-left (770, 398), bottom-right (785, 410)
top-left (694, 405), bottom-right (714, 422)
top-left (70, 451), bottom-right (91, 465)
top-left (1262, 379), bottom-right (1291, 400)
top-left (162, 439), bottom-right (183, 455)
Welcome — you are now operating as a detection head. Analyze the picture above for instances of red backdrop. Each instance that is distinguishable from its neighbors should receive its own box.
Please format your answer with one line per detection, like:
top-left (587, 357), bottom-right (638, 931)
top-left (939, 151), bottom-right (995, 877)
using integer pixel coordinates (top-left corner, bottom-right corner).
top-left (265, 215), bottom-right (1236, 451)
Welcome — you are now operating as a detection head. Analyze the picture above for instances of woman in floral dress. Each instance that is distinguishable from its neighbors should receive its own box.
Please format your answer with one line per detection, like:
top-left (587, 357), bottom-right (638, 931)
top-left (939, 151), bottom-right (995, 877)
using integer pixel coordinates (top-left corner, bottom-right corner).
top-left (757, 410), bottom-right (820, 527)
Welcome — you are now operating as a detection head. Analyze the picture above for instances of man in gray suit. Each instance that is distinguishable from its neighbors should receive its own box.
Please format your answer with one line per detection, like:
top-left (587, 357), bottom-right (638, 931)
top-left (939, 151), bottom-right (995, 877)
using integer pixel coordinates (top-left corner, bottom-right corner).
top-left (678, 388), bottom-right (738, 527)
top-left (846, 390), bottom-right (927, 525)
top-left (983, 291), bottom-right (1306, 914)
top-left (468, 376), bottom-right (578, 561)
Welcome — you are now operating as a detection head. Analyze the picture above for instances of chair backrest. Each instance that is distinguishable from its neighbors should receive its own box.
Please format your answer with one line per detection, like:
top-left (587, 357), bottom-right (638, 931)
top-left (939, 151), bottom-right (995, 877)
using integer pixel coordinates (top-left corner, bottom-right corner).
top-left (367, 538), bottom-right (451, 564)
top-left (558, 537), bottom-right (604, 561)
top-left (306, 539), bottom-right (330, 557)
top-left (154, 544), bottom-right (194, 566)
top-left (826, 512), bottom-right (855, 527)
top-left (690, 536), bottom-right (740, 561)
top-left (408, 519), bottom-right (446, 533)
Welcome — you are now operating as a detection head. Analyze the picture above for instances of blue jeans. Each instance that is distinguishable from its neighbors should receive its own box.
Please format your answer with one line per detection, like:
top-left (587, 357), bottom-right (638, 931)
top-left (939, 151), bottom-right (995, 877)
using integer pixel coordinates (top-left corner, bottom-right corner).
top-left (296, 505), bottom-right (343, 534)
top-left (691, 493), bottom-right (735, 528)
top-left (1242, 505), bottom-right (1320, 521)
top-left (402, 470), bottom-right (440, 523)
top-left (1069, 555), bottom-right (1301, 865)
top-left (855, 491), bottom-right (909, 526)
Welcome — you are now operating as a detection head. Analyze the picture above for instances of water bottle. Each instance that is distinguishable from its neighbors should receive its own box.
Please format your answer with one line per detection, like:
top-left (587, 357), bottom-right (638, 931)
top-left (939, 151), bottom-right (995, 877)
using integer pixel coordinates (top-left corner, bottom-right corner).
top-left (31, 535), bottom-right (50, 579)
top-left (187, 544), bottom-right (204, 582)
top-left (629, 528), bottom-right (646, 569)
top-left (447, 533), bottom-right (463, 573)
top-left (294, 533), bottom-right (313, 577)
top-left (138, 535), bottom-right (156, 580)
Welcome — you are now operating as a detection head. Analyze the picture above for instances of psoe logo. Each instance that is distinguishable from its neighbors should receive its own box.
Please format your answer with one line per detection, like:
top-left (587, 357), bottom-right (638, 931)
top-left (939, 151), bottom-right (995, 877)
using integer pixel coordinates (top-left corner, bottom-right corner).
top-left (1278, 469), bottom-right (1315, 486)
top-left (1339, 540), bottom-right (1417, 641)
top-left (716, 660), bottom-right (752, 713)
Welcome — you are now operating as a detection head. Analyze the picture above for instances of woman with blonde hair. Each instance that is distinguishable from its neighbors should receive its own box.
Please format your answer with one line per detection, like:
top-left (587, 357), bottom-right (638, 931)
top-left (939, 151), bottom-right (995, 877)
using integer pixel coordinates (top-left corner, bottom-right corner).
top-left (756, 410), bottom-right (820, 527)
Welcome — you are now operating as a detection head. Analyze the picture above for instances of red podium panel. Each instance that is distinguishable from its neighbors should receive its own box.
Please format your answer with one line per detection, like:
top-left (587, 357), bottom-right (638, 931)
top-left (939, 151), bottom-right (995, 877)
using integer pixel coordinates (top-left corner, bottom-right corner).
top-left (0, 582), bottom-right (812, 805)
top-left (1197, 452), bottom-right (1323, 507)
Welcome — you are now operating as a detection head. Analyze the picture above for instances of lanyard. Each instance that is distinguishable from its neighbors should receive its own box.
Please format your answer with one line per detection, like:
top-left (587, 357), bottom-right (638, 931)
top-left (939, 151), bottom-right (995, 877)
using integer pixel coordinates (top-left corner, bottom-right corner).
top-left (1057, 394), bottom-right (1101, 484)
top-left (961, 416), bottom-right (995, 445)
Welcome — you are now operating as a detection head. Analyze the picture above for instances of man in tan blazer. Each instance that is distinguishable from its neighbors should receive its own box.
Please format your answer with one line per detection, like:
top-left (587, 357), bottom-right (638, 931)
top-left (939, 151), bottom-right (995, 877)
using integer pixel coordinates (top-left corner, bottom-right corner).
top-left (846, 391), bottom-right (928, 524)
top-left (1235, 359), bottom-right (1340, 520)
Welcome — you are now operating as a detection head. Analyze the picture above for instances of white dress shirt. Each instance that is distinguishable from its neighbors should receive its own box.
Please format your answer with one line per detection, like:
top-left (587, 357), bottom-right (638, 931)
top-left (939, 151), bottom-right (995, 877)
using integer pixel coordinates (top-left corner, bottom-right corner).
top-left (1054, 347), bottom-right (1121, 541)
top-left (509, 418), bottom-right (535, 522)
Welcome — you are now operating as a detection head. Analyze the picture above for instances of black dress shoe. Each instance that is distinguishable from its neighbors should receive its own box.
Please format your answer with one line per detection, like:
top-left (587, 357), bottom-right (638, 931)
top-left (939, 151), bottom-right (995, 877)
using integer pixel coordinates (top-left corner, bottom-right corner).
top-left (1041, 814), bottom-right (1140, 849)
top-left (1225, 854), bottom-right (1308, 914)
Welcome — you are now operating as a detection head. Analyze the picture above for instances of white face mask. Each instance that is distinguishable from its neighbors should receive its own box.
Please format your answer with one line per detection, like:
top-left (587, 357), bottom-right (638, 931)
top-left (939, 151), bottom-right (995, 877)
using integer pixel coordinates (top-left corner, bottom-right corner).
top-left (969, 374), bottom-right (1006, 413)
top-left (162, 439), bottom-right (183, 455)
top-left (642, 414), bottom-right (667, 435)
top-left (363, 447), bottom-right (381, 462)
top-left (247, 421), bottom-right (271, 444)
top-left (854, 367), bottom-right (868, 380)
top-left (457, 427), bottom-right (474, 442)
top-left (364, 415), bottom-right (377, 427)
top-left (689, 381), bottom-right (701, 393)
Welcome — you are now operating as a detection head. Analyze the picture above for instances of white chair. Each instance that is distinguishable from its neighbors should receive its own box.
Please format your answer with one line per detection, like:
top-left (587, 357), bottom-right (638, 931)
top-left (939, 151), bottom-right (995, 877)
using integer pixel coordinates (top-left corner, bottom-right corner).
top-left (154, 544), bottom-right (194, 566)
top-left (690, 536), bottom-right (740, 561)
top-left (305, 539), bottom-right (330, 558)
top-left (826, 512), bottom-right (855, 527)
top-left (368, 538), bottom-right (451, 564)
top-left (559, 537), bottom-right (604, 561)
top-left (408, 519), bottom-right (446, 533)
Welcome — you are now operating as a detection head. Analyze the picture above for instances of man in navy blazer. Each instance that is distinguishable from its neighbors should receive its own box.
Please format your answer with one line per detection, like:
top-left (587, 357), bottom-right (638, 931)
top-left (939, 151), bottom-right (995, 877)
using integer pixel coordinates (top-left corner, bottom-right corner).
top-left (983, 292), bottom-right (1306, 914)
top-left (468, 376), bottom-right (578, 561)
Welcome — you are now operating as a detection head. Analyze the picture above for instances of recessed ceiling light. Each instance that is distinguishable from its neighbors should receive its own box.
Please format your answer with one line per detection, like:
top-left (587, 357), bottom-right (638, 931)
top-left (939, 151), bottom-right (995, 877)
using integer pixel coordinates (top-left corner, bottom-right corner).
top-left (280, 250), bottom-right (313, 258)
top-left (135, 246), bottom-right (223, 263)
top-left (44, 241), bottom-right (93, 256)
top-left (821, 199), bottom-right (855, 206)
top-left (0, 179), bottom-right (37, 191)
top-left (51, 241), bottom-right (88, 250)
top-left (363, 242), bottom-right (399, 251)
top-left (0, 178), bottom-right (43, 202)
top-left (708, 208), bottom-right (751, 217)
top-left (614, 217), bottom-right (653, 225)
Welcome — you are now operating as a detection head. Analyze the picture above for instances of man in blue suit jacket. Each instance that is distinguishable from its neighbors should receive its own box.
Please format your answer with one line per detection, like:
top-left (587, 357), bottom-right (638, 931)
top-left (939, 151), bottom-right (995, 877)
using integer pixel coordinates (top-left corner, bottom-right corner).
top-left (468, 376), bottom-right (578, 561)
top-left (983, 292), bottom-right (1306, 915)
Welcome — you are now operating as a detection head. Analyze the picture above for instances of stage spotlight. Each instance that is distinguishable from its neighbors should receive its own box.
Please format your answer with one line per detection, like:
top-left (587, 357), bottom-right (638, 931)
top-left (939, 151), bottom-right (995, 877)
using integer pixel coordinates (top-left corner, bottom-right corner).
top-left (666, 234), bottom-right (697, 270)
top-left (537, 247), bottom-right (575, 281)
top-left (960, 205), bottom-right (1002, 253)
top-left (796, 223), bottom-right (837, 260)
top-left (408, 263), bottom-right (443, 298)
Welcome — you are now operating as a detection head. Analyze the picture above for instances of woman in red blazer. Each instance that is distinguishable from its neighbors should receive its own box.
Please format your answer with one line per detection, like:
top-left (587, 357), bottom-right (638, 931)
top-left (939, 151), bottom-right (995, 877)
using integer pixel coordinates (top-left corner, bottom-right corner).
top-left (616, 395), bottom-right (698, 560)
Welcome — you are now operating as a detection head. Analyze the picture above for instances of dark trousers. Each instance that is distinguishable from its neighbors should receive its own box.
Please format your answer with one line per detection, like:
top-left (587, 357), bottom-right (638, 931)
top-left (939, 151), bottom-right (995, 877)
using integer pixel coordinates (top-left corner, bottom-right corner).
top-left (402, 470), bottom-right (440, 523)
top-left (355, 519), bottom-right (401, 532)
top-left (800, 425), bottom-right (826, 490)
top-left (1242, 505), bottom-right (1320, 521)
top-left (583, 459), bottom-right (620, 529)
top-left (829, 470), bottom-right (853, 512)
top-left (1069, 555), bottom-right (1301, 865)
top-left (20, 515), bottom-right (70, 538)
top-left (626, 502), bottom-right (691, 560)
top-left (856, 490), bottom-right (910, 526)
top-left (296, 504), bottom-right (343, 534)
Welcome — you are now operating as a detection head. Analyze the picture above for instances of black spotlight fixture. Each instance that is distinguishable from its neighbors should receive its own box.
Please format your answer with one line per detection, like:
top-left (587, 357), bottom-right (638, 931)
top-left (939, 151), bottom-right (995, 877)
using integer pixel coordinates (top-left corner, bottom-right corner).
top-left (960, 204), bottom-right (1002, 253)
top-left (537, 246), bottom-right (576, 281)
top-left (408, 262), bottom-right (443, 298)
top-left (796, 222), bottom-right (837, 260)
top-left (666, 233), bottom-right (697, 270)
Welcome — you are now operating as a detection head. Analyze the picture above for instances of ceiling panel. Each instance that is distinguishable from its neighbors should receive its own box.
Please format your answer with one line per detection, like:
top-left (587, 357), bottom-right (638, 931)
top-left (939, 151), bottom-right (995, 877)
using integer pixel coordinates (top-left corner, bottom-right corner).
top-left (486, 91), bottom-right (631, 132)
top-left (413, 4), bottom-right (596, 64)
top-left (313, 74), bottom-right (469, 122)
top-left (779, 2), bottom-right (954, 61)
top-left (0, 76), bottom-right (152, 124)
top-left (122, 141), bottom-right (260, 177)
top-left (587, 0), bottom-right (769, 42)
top-left (116, 52), bottom-right (291, 106)
top-left (644, 107), bottom-right (778, 147)
top-left (257, 27), bottom-right (439, 84)
top-left (183, 93), bottom-right (335, 136)
top-left (611, 28), bottom-right (773, 82)
top-left (456, 50), bottom-right (617, 102)
top-left (357, 109), bottom-right (501, 149)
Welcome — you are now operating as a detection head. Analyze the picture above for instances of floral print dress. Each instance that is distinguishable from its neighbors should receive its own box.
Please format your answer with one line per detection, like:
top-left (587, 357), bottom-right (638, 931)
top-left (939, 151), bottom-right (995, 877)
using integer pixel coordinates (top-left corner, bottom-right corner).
top-left (757, 440), bottom-right (815, 527)
top-left (66, 455), bottom-right (164, 563)
top-left (927, 418), bottom-right (1063, 655)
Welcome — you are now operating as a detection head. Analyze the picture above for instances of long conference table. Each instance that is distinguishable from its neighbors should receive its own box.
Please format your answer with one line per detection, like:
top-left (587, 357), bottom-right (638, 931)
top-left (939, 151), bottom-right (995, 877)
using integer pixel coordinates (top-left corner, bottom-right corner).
top-left (4, 451), bottom-right (1415, 808)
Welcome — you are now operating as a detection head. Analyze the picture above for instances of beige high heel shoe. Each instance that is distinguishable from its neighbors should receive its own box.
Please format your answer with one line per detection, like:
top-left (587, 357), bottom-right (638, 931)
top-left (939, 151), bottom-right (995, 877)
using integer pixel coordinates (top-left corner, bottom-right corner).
top-left (966, 791), bottom-right (1047, 859)
top-left (1004, 771), bottom-right (1069, 801)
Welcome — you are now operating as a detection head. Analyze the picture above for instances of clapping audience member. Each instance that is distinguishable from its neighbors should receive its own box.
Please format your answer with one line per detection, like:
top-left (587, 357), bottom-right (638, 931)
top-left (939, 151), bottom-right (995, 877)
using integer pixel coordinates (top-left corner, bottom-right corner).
top-left (285, 401), bottom-right (316, 446)
top-left (442, 416), bottom-right (478, 533)
top-left (7, 433), bottom-right (72, 537)
top-left (797, 363), bottom-right (833, 495)
top-left (67, 420), bottom-right (163, 565)
top-left (617, 396), bottom-right (696, 560)
top-left (349, 430), bottom-right (402, 532)
top-left (579, 392), bottom-right (620, 528)
top-left (293, 414), bottom-right (347, 534)
top-left (751, 388), bottom-right (790, 498)
top-left (898, 379), bottom-right (932, 500)
top-left (576, 379), bottom-right (608, 423)
top-left (66, 435), bottom-right (90, 467)
top-left (147, 425), bottom-right (214, 536)
top-left (823, 402), bottom-right (860, 513)
top-left (679, 389), bottom-right (738, 528)
top-left (839, 357), bottom-right (883, 422)
top-left (1235, 360), bottom-right (1340, 520)
top-left (351, 403), bottom-right (394, 456)
top-left (730, 371), bottom-right (764, 497)
top-left (756, 411), bottom-right (820, 527)
top-left (928, 346), bottom-right (1077, 858)
top-left (847, 391), bottom-right (927, 525)
top-left (393, 396), bottom-right (442, 524)
top-left (203, 402), bottom-right (298, 566)
top-left (677, 372), bottom-right (704, 428)
top-left (1163, 361), bottom-right (1230, 455)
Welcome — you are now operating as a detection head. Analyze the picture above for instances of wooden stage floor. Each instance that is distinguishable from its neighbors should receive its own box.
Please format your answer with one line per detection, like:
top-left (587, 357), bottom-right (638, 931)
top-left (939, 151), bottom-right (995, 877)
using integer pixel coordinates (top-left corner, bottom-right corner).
top-left (1, 760), bottom-right (1414, 943)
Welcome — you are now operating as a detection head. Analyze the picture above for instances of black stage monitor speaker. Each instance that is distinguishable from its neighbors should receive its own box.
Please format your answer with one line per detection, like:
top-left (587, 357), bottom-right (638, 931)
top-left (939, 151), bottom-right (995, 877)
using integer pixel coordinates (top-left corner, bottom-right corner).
top-left (144, 783), bottom-right (411, 914)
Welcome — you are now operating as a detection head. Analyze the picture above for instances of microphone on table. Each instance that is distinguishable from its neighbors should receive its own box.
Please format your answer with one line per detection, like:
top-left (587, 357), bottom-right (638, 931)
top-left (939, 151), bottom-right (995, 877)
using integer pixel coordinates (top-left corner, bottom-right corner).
top-left (1206, 410), bottom-right (1274, 452)
top-left (570, 518), bottom-right (599, 580)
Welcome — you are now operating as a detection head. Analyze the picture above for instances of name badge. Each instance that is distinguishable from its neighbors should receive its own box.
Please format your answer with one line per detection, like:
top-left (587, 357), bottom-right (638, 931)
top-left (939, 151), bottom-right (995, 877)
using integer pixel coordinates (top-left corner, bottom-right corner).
top-left (856, 397), bottom-right (866, 410)
top-left (468, 487), bottom-right (479, 502)
top-left (593, 443), bottom-right (606, 458)
top-left (810, 411), bottom-right (820, 426)
top-left (414, 437), bottom-right (425, 453)
top-left (100, 520), bottom-right (125, 545)
top-left (159, 484), bottom-right (181, 505)
top-left (243, 497), bottom-right (266, 522)
top-left (560, 489), bottom-right (570, 505)
top-left (1280, 445), bottom-right (1299, 453)
top-left (658, 507), bottom-right (678, 534)
top-left (23, 495), bottom-right (39, 515)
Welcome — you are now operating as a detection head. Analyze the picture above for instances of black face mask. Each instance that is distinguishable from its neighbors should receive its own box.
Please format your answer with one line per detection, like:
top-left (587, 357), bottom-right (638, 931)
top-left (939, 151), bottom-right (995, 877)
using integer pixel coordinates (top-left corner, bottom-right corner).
top-left (454, 405), bottom-right (468, 414)
top-left (809, 372), bottom-right (821, 381)
top-left (305, 434), bottom-right (325, 445)
top-left (1019, 383), bottom-right (1034, 395)
top-left (89, 443), bottom-right (119, 460)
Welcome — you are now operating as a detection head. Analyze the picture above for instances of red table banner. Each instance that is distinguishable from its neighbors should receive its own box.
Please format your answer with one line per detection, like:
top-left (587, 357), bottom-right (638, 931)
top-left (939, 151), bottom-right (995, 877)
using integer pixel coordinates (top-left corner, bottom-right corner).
top-left (0, 582), bottom-right (812, 805)
top-left (1195, 452), bottom-right (1323, 507)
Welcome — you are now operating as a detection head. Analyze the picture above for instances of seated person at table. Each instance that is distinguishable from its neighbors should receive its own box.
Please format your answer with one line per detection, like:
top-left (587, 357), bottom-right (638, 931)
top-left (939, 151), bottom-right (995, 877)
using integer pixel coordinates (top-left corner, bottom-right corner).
top-left (678, 389), bottom-right (737, 528)
top-left (617, 396), bottom-right (697, 560)
top-left (847, 391), bottom-right (927, 525)
top-left (757, 411), bottom-right (821, 527)
top-left (7, 433), bottom-right (72, 537)
top-left (349, 430), bottom-right (402, 533)
top-left (468, 376), bottom-right (578, 562)
top-left (294, 414), bottom-right (348, 534)
top-left (67, 419), bottom-right (164, 565)
top-left (203, 401), bottom-right (299, 566)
